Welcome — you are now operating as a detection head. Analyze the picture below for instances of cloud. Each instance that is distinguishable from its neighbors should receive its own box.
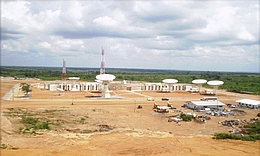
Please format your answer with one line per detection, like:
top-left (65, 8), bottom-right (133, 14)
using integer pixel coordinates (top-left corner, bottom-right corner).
top-left (53, 26), bottom-right (150, 39)
top-left (1, 27), bottom-right (25, 40)
top-left (1, 0), bottom-right (259, 73)
top-left (93, 16), bottom-right (117, 27)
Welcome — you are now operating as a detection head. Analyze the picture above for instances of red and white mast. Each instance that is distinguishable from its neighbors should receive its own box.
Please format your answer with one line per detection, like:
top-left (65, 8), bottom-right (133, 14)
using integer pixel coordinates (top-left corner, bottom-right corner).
top-left (100, 47), bottom-right (105, 75)
top-left (62, 59), bottom-right (66, 90)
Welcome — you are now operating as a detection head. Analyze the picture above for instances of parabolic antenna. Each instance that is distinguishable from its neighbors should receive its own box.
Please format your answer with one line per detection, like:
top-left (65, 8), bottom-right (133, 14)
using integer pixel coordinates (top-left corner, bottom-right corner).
top-left (95, 74), bottom-right (116, 98)
top-left (192, 79), bottom-right (207, 93)
top-left (192, 79), bottom-right (207, 84)
top-left (162, 79), bottom-right (178, 84)
top-left (96, 74), bottom-right (116, 81)
top-left (207, 80), bottom-right (224, 95)
top-left (207, 80), bottom-right (224, 86)
top-left (162, 79), bottom-right (178, 92)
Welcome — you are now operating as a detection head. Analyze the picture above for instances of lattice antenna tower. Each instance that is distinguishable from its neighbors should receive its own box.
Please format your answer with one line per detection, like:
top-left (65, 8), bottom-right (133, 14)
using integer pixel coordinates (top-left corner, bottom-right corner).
top-left (100, 47), bottom-right (105, 74)
top-left (62, 59), bottom-right (66, 81)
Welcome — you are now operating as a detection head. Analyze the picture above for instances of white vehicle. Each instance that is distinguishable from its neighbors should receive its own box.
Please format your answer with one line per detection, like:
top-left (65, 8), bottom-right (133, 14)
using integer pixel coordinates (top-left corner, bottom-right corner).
top-left (147, 97), bottom-right (154, 101)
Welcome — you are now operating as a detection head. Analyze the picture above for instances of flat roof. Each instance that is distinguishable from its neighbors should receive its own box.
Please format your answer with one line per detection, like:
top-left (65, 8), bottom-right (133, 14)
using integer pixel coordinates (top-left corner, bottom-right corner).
top-left (157, 106), bottom-right (171, 109)
top-left (236, 99), bottom-right (260, 105)
top-left (190, 101), bottom-right (225, 106)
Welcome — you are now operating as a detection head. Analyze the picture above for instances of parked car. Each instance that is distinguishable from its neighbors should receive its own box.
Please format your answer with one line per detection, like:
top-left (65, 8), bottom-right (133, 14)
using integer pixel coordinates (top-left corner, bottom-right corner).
top-left (162, 98), bottom-right (169, 101)
top-left (227, 104), bottom-right (236, 108)
top-left (147, 97), bottom-right (154, 101)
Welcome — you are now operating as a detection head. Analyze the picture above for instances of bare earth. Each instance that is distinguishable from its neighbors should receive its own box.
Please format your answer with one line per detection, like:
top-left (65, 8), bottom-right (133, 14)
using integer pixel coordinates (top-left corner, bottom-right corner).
top-left (1, 79), bottom-right (260, 156)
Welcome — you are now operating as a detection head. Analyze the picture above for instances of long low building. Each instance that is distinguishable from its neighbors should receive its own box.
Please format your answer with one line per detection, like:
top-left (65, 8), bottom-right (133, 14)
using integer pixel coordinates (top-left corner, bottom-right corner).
top-left (186, 101), bottom-right (225, 110)
top-left (44, 80), bottom-right (193, 92)
top-left (236, 99), bottom-right (260, 109)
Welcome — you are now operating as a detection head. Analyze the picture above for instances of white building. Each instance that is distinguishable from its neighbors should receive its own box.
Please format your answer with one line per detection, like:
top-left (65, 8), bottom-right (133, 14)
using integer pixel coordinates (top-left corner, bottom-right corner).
top-left (186, 101), bottom-right (225, 110)
top-left (44, 80), bottom-right (193, 92)
top-left (236, 99), bottom-right (260, 109)
top-left (143, 83), bottom-right (192, 91)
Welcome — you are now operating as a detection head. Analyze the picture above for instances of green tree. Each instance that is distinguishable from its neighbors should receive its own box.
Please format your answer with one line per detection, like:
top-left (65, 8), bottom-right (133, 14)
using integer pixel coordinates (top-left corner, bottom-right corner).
top-left (20, 83), bottom-right (32, 96)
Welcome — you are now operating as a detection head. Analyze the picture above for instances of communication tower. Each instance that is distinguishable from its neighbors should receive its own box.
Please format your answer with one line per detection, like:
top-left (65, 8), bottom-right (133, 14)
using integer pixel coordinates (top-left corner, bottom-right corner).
top-left (100, 47), bottom-right (105, 75)
top-left (62, 59), bottom-right (66, 90)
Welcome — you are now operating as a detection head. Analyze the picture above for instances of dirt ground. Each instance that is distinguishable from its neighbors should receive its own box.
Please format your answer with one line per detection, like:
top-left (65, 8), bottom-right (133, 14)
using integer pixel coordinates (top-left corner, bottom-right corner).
top-left (1, 78), bottom-right (260, 156)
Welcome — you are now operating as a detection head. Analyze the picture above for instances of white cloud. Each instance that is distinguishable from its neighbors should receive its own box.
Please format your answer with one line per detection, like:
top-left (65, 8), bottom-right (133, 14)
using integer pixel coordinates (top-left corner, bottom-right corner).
top-left (238, 29), bottom-right (256, 41)
top-left (1, 0), bottom-right (259, 72)
top-left (93, 16), bottom-right (117, 27)
top-left (38, 42), bottom-right (52, 49)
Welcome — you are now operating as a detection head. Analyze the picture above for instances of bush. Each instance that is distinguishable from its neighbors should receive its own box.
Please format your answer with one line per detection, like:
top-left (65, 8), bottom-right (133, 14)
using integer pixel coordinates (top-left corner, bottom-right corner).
top-left (180, 113), bottom-right (192, 122)
top-left (216, 133), bottom-right (260, 141)
top-left (243, 121), bottom-right (260, 134)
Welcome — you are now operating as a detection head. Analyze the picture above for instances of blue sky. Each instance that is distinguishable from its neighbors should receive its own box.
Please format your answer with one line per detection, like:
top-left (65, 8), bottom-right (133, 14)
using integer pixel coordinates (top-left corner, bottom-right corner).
top-left (1, 0), bottom-right (259, 72)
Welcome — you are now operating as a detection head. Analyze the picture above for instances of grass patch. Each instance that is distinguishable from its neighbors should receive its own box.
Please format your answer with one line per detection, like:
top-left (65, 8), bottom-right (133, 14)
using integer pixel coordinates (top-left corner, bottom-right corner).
top-left (4, 107), bottom-right (91, 135)
top-left (20, 116), bottom-right (50, 133)
top-left (74, 117), bottom-right (88, 124)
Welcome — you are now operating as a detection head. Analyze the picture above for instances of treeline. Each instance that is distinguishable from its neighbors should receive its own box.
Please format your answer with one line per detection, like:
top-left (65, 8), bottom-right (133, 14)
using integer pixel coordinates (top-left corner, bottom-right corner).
top-left (1, 66), bottom-right (259, 95)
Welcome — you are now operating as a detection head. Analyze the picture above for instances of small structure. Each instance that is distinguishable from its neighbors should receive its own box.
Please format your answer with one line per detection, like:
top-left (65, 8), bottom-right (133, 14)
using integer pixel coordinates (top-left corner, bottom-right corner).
top-left (153, 103), bottom-right (171, 113)
top-left (236, 99), bottom-right (260, 109)
top-left (154, 105), bottom-right (171, 113)
top-left (204, 90), bottom-right (214, 95)
top-left (185, 101), bottom-right (225, 110)
top-left (189, 87), bottom-right (199, 93)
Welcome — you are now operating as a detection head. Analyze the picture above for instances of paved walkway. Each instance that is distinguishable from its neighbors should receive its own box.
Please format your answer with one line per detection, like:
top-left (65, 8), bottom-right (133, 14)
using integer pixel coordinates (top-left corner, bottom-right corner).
top-left (2, 84), bottom-right (20, 101)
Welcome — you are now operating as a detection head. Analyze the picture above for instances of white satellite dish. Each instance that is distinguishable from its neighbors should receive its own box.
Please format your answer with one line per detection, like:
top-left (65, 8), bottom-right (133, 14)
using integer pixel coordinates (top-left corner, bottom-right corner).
top-left (162, 79), bottom-right (178, 84)
top-left (207, 80), bottom-right (224, 86)
top-left (207, 80), bottom-right (224, 95)
top-left (162, 79), bottom-right (178, 92)
top-left (96, 74), bottom-right (116, 98)
top-left (192, 79), bottom-right (207, 93)
top-left (192, 79), bottom-right (207, 84)
top-left (96, 74), bottom-right (115, 81)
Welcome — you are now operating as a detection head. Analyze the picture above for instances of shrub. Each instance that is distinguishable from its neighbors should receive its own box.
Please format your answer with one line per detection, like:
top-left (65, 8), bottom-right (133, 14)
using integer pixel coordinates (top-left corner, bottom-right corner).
top-left (35, 122), bottom-right (50, 130)
top-left (213, 133), bottom-right (241, 140)
top-left (180, 113), bottom-right (192, 122)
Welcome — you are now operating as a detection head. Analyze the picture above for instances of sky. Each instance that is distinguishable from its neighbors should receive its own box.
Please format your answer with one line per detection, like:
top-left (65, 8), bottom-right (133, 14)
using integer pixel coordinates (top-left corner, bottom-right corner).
top-left (1, 0), bottom-right (259, 73)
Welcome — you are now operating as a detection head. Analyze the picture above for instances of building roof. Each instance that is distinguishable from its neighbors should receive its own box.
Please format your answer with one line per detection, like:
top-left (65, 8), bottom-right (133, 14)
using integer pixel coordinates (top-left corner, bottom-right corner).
top-left (236, 99), bottom-right (260, 106)
top-left (157, 106), bottom-right (171, 109)
top-left (190, 101), bottom-right (225, 106)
